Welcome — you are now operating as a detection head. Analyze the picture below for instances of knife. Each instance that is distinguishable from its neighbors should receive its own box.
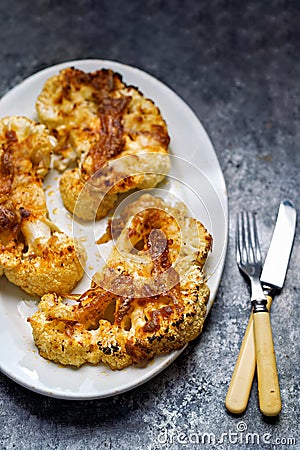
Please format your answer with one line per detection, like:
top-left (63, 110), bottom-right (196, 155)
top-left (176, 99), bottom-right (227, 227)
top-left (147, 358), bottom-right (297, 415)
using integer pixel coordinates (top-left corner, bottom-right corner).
top-left (225, 199), bottom-right (296, 415)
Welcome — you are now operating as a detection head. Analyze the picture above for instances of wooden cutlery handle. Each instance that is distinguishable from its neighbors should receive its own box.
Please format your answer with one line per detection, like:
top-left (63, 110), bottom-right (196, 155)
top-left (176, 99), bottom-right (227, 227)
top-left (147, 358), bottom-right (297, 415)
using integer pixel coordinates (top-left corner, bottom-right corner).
top-left (253, 302), bottom-right (282, 417)
top-left (225, 296), bottom-right (273, 414)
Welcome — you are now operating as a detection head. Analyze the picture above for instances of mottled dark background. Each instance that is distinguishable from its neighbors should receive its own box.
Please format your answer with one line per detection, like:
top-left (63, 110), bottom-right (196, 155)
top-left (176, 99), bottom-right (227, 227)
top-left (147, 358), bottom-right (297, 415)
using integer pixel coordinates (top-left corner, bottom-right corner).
top-left (0, 1), bottom-right (299, 449)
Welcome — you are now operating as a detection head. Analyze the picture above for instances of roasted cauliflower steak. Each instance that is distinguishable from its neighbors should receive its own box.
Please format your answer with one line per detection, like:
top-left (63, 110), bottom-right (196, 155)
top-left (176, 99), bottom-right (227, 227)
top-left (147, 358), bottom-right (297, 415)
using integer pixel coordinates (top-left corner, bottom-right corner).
top-left (36, 67), bottom-right (170, 220)
top-left (29, 194), bottom-right (212, 370)
top-left (0, 116), bottom-right (86, 296)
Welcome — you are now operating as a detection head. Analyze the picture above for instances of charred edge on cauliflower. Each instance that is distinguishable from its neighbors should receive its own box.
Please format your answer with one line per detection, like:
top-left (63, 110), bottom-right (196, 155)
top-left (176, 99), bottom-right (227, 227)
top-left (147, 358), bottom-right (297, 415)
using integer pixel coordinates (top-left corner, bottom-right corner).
top-left (28, 198), bottom-right (212, 369)
top-left (38, 67), bottom-right (170, 171)
top-left (36, 67), bottom-right (170, 220)
top-left (0, 116), bottom-right (86, 295)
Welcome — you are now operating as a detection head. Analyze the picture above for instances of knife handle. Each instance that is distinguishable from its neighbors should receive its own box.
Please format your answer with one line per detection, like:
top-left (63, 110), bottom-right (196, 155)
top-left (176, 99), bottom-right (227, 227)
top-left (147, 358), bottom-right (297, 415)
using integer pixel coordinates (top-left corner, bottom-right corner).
top-left (225, 295), bottom-right (273, 414)
top-left (253, 301), bottom-right (282, 417)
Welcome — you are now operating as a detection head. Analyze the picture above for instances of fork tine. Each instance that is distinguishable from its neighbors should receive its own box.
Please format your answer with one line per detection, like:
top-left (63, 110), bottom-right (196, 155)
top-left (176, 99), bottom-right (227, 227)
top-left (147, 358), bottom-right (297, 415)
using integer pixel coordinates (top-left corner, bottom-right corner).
top-left (243, 211), bottom-right (251, 263)
top-left (236, 211), bottom-right (249, 265)
top-left (245, 211), bottom-right (254, 264)
top-left (236, 212), bottom-right (243, 264)
top-left (236, 213), bottom-right (240, 262)
top-left (247, 211), bottom-right (261, 264)
top-left (251, 212), bottom-right (262, 262)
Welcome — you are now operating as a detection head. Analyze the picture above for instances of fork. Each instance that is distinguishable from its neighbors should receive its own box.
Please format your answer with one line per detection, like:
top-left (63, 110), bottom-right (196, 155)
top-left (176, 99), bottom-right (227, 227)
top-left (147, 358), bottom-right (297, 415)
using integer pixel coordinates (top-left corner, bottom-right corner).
top-left (230, 211), bottom-right (281, 416)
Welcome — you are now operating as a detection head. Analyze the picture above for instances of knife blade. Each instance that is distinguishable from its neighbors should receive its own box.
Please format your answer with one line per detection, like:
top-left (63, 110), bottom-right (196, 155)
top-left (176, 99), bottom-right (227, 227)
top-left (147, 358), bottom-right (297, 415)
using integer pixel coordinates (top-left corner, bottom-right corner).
top-left (225, 199), bottom-right (296, 415)
top-left (261, 199), bottom-right (296, 292)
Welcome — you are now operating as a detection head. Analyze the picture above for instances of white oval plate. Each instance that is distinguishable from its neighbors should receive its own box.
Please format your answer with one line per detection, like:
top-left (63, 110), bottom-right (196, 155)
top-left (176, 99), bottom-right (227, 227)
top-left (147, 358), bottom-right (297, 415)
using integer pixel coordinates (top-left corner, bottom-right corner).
top-left (0, 60), bottom-right (228, 399)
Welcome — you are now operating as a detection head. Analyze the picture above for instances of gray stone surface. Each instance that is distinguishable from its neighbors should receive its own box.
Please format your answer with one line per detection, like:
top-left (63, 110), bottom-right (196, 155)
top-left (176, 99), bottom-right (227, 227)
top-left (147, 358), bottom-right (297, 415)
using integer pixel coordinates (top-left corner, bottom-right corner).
top-left (0, 1), bottom-right (299, 449)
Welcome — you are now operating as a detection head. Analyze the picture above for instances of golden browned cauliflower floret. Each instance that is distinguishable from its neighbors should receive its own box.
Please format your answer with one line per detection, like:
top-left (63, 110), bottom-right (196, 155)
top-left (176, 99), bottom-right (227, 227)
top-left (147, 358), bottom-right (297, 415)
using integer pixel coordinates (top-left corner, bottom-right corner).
top-left (0, 116), bottom-right (86, 296)
top-left (36, 67), bottom-right (170, 220)
top-left (28, 195), bottom-right (212, 369)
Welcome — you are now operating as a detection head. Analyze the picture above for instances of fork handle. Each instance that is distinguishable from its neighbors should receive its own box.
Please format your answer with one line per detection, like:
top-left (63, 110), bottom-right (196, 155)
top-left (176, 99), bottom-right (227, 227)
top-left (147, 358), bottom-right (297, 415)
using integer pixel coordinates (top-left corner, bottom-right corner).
top-left (225, 295), bottom-right (273, 414)
top-left (253, 306), bottom-right (282, 416)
